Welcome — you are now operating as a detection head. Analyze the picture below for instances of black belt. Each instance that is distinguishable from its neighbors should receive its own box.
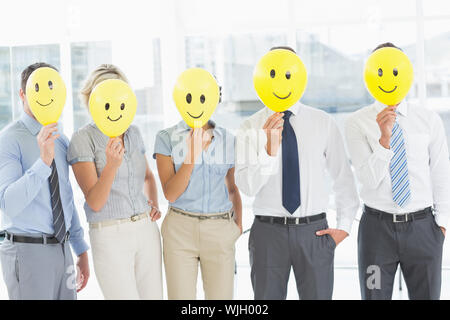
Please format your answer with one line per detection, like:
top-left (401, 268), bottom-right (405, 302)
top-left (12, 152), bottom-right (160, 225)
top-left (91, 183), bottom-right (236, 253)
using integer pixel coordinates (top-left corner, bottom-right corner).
top-left (364, 205), bottom-right (432, 223)
top-left (256, 213), bottom-right (326, 225)
top-left (4, 231), bottom-right (69, 244)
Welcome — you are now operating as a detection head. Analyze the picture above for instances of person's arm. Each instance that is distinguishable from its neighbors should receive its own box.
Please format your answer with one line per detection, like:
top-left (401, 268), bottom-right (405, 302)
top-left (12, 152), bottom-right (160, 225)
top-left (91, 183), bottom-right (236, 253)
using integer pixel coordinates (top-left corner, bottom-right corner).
top-left (344, 108), bottom-right (396, 189)
top-left (225, 167), bottom-right (243, 234)
top-left (156, 128), bottom-right (204, 203)
top-left (67, 191), bottom-right (90, 291)
top-left (234, 113), bottom-right (283, 197)
top-left (316, 117), bottom-right (361, 245)
top-left (0, 124), bottom-right (58, 217)
top-left (71, 138), bottom-right (124, 212)
top-left (143, 159), bottom-right (161, 221)
top-left (428, 112), bottom-right (450, 234)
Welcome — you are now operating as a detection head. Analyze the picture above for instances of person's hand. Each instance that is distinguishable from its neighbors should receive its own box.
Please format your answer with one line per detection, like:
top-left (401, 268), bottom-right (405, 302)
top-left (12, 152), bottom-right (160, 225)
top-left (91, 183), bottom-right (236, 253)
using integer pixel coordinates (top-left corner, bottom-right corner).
top-left (185, 128), bottom-right (207, 164)
top-left (76, 251), bottom-right (89, 292)
top-left (105, 137), bottom-right (124, 169)
top-left (263, 113), bottom-right (284, 157)
top-left (377, 106), bottom-right (397, 149)
top-left (148, 200), bottom-right (162, 221)
top-left (441, 227), bottom-right (446, 237)
top-left (37, 123), bottom-right (60, 166)
top-left (235, 220), bottom-right (243, 235)
top-left (316, 228), bottom-right (349, 247)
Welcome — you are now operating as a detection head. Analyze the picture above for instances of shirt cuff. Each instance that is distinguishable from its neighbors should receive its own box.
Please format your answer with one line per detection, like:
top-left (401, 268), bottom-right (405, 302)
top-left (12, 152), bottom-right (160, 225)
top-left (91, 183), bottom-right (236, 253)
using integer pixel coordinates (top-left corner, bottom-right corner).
top-left (256, 129), bottom-right (280, 175)
top-left (373, 141), bottom-right (394, 161)
top-left (68, 157), bottom-right (95, 165)
top-left (70, 237), bottom-right (90, 256)
top-left (31, 158), bottom-right (52, 180)
top-left (257, 147), bottom-right (280, 175)
top-left (336, 216), bottom-right (355, 235)
top-left (434, 211), bottom-right (449, 230)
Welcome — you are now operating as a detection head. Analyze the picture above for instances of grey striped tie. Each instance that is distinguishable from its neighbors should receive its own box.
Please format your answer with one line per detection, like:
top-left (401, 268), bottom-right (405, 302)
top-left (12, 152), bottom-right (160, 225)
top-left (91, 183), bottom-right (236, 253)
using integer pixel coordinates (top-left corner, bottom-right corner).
top-left (49, 160), bottom-right (66, 243)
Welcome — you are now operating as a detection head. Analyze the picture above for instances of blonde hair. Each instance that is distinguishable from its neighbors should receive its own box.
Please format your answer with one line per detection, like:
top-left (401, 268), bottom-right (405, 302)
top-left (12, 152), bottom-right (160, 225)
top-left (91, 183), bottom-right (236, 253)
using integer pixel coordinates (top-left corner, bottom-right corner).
top-left (79, 64), bottom-right (129, 108)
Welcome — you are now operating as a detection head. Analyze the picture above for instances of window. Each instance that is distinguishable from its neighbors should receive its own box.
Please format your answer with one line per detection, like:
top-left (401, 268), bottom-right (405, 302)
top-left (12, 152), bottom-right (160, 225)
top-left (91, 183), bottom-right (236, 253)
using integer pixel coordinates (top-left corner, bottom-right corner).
top-left (0, 47), bottom-right (11, 130)
top-left (71, 41), bottom-right (112, 131)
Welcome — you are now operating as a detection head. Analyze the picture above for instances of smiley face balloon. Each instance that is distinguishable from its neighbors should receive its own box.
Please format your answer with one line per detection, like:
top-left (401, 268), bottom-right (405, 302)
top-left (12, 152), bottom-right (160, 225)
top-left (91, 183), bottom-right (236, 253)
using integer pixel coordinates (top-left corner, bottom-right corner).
top-left (173, 68), bottom-right (220, 128)
top-left (364, 47), bottom-right (414, 106)
top-left (89, 79), bottom-right (137, 138)
top-left (253, 49), bottom-right (307, 112)
top-left (26, 67), bottom-right (67, 125)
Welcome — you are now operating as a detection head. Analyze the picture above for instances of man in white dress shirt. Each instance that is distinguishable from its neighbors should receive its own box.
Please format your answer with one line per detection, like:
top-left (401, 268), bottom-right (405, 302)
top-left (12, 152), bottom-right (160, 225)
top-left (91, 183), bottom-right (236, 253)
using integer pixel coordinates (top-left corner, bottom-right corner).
top-left (345, 42), bottom-right (450, 300)
top-left (235, 46), bottom-right (360, 300)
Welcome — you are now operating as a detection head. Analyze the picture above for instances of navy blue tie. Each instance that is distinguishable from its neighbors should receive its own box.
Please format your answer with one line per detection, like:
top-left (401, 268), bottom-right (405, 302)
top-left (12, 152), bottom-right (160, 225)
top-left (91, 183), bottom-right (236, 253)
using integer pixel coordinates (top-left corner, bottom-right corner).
top-left (282, 111), bottom-right (301, 214)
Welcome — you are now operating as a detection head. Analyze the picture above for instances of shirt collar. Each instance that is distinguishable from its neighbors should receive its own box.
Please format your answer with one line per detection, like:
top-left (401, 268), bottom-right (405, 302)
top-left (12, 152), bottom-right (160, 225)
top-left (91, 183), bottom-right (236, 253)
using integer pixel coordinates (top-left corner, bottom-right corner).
top-left (265, 102), bottom-right (301, 116)
top-left (176, 119), bottom-right (222, 137)
top-left (20, 112), bottom-right (42, 136)
top-left (374, 100), bottom-right (408, 117)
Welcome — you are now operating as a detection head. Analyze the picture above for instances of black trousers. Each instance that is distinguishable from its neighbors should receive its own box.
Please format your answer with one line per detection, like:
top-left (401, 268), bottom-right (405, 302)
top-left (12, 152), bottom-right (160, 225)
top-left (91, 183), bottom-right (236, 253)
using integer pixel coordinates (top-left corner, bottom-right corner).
top-left (358, 207), bottom-right (444, 300)
top-left (249, 217), bottom-right (335, 300)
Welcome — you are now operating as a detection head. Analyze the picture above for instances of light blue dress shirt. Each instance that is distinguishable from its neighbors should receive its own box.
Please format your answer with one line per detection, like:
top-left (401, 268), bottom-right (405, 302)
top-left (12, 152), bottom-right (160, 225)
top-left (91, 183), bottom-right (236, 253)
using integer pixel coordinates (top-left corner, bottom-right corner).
top-left (153, 121), bottom-right (235, 214)
top-left (0, 113), bottom-right (89, 256)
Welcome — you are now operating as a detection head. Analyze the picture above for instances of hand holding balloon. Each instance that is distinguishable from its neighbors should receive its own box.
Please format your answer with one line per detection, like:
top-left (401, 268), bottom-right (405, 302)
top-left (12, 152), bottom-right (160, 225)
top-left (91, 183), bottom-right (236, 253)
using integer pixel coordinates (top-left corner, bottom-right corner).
top-left (105, 137), bottom-right (125, 170)
top-left (263, 113), bottom-right (284, 157)
top-left (37, 123), bottom-right (60, 167)
top-left (376, 106), bottom-right (397, 149)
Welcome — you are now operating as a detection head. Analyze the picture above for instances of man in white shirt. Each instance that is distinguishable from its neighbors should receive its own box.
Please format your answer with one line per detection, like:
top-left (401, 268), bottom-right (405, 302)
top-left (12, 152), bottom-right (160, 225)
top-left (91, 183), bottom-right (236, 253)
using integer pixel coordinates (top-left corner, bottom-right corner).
top-left (235, 46), bottom-right (360, 300)
top-left (345, 42), bottom-right (450, 300)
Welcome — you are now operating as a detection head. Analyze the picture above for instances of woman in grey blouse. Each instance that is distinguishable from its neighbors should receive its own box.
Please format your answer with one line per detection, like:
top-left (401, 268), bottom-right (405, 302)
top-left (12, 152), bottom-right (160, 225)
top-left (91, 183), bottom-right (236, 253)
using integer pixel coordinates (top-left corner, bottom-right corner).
top-left (67, 64), bottom-right (163, 300)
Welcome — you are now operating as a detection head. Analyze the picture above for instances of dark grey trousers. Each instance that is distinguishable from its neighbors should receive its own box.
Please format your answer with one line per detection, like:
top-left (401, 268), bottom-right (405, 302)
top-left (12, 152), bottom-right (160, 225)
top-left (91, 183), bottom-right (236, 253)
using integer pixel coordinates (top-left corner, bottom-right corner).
top-left (0, 236), bottom-right (76, 300)
top-left (358, 208), bottom-right (444, 300)
top-left (249, 217), bottom-right (335, 300)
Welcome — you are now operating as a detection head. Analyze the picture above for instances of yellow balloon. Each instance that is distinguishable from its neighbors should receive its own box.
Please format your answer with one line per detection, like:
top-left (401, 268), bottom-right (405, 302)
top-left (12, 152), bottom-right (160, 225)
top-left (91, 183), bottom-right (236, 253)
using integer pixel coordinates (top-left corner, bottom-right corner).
top-left (88, 79), bottom-right (137, 138)
top-left (26, 67), bottom-right (66, 125)
top-left (173, 68), bottom-right (220, 128)
top-left (253, 49), bottom-right (307, 112)
top-left (364, 47), bottom-right (414, 106)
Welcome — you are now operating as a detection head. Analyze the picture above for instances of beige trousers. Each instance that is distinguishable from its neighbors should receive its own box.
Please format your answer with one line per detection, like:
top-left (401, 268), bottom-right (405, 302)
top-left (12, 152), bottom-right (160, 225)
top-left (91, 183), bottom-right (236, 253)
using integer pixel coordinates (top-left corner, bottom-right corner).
top-left (161, 207), bottom-right (241, 300)
top-left (89, 216), bottom-right (163, 300)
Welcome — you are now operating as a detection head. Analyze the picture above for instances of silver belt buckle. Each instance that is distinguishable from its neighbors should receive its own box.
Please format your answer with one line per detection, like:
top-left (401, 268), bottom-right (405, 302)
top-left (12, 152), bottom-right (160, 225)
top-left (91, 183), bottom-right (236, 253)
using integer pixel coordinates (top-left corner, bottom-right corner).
top-left (295, 218), bottom-right (300, 224)
top-left (284, 217), bottom-right (288, 224)
top-left (393, 213), bottom-right (408, 223)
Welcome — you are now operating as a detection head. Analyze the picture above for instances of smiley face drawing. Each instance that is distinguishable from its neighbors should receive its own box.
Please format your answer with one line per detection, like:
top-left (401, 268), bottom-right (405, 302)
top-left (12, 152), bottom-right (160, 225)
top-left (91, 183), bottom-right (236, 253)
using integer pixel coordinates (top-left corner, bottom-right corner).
top-left (364, 47), bottom-right (414, 106)
top-left (25, 67), bottom-right (67, 125)
top-left (88, 79), bottom-right (137, 138)
top-left (173, 68), bottom-right (220, 128)
top-left (253, 48), bottom-right (308, 113)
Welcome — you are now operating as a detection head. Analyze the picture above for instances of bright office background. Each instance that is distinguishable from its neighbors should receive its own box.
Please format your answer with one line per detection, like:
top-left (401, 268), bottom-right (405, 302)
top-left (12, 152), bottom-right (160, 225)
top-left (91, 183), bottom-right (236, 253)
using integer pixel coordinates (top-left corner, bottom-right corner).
top-left (1, 0), bottom-right (450, 299)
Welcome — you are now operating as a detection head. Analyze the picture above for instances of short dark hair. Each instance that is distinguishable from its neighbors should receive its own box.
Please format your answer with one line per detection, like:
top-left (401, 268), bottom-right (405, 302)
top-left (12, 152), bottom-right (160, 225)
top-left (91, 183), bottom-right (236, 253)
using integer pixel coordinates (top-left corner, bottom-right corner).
top-left (21, 62), bottom-right (58, 92)
top-left (270, 46), bottom-right (296, 54)
top-left (372, 42), bottom-right (402, 53)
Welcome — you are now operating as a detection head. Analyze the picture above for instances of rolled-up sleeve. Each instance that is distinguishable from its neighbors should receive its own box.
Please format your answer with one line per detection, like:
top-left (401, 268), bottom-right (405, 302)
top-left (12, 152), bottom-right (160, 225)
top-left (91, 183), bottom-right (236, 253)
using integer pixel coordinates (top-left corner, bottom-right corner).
top-left (67, 130), bottom-right (95, 165)
top-left (153, 130), bottom-right (172, 159)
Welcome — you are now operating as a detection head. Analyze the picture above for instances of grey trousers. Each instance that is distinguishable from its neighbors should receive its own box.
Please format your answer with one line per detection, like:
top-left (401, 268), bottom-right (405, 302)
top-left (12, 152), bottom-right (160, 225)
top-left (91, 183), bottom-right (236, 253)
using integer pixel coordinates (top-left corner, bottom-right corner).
top-left (249, 217), bottom-right (335, 300)
top-left (358, 208), bottom-right (444, 300)
top-left (0, 235), bottom-right (76, 300)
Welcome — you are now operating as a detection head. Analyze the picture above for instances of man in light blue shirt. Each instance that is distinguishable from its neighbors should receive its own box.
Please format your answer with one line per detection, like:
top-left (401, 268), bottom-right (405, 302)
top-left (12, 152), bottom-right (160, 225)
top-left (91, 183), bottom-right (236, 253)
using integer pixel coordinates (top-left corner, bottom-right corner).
top-left (0, 62), bottom-right (90, 300)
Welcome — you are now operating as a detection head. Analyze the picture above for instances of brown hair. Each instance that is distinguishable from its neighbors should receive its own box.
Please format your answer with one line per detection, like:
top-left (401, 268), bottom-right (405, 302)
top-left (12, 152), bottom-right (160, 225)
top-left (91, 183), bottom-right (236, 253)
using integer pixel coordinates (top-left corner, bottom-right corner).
top-left (372, 42), bottom-right (402, 53)
top-left (21, 62), bottom-right (58, 92)
top-left (270, 46), bottom-right (296, 54)
top-left (79, 64), bottom-right (129, 108)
